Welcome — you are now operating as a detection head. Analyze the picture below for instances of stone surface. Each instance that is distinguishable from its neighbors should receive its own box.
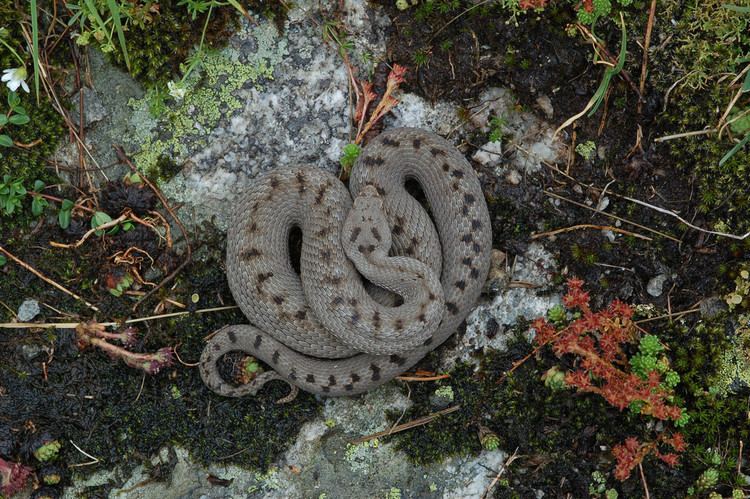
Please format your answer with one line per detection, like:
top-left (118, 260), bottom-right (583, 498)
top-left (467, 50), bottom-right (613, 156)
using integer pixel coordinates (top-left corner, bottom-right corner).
top-left (72, 86), bottom-right (108, 128)
top-left (468, 87), bottom-right (566, 174)
top-left (17, 298), bottom-right (40, 322)
top-left (64, 386), bottom-right (508, 498)
top-left (450, 242), bottom-right (560, 367)
top-left (647, 273), bottom-right (669, 297)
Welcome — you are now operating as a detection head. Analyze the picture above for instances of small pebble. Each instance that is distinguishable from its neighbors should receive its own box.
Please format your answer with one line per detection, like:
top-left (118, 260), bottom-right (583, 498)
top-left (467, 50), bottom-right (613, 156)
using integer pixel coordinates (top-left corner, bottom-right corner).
top-left (505, 169), bottom-right (521, 185)
top-left (646, 274), bottom-right (669, 297)
top-left (471, 141), bottom-right (503, 166)
top-left (535, 95), bottom-right (554, 119)
top-left (699, 296), bottom-right (727, 319)
top-left (17, 298), bottom-right (40, 322)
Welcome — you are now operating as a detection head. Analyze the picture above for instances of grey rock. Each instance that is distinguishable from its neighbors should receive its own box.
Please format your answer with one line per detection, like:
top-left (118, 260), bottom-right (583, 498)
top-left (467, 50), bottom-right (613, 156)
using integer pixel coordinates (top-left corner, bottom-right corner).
top-left (19, 344), bottom-right (44, 361)
top-left (699, 296), bottom-right (727, 319)
top-left (646, 274), bottom-right (669, 297)
top-left (17, 298), bottom-right (40, 321)
top-left (72, 87), bottom-right (108, 127)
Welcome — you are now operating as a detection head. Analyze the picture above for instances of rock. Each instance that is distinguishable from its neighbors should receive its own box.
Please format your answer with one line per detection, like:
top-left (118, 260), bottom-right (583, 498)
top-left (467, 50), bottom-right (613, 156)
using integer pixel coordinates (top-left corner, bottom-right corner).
top-left (17, 299), bottom-right (40, 322)
top-left (535, 95), bottom-right (554, 119)
top-left (468, 87), bottom-right (566, 173)
top-left (646, 274), bottom-right (669, 297)
top-left (452, 243), bottom-right (560, 366)
top-left (505, 169), bottom-right (521, 185)
top-left (72, 87), bottom-right (108, 128)
top-left (472, 140), bottom-right (503, 166)
top-left (699, 296), bottom-right (727, 319)
top-left (19, 344), bottom-right (44, 361)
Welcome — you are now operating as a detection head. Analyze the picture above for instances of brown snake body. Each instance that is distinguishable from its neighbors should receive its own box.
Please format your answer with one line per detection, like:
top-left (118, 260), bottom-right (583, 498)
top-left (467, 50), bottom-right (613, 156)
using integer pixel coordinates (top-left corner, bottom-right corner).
top-left (200, 128), bottom-right (491, 398)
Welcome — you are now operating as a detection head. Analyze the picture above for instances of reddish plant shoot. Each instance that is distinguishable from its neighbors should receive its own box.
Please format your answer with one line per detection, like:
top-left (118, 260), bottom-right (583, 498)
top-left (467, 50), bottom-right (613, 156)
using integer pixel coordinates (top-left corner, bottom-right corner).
top-left (76, 321), bottom-right (174, 375)
top-left (532, 278), bottom-right (686, 480)
top-left (0, 457), bottom-right (32, 497)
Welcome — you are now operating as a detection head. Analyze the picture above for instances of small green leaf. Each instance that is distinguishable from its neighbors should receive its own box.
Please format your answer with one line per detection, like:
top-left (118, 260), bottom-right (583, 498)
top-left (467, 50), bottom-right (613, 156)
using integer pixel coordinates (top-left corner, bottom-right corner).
top-left (7, 91), bottom-right (20, 108)
top-left (9, 114), bottom-right (30, 125)
top-left (91, 211), bottom-right (113, 236)
top-left (0, 115), bottom-right (8, 126)
top-left (32, 195), bottom-right (48, 216)
top-left (0, 135), bottom-right (12, 147)
top-left (13, 106), bottom-right (26, 116)
top-left (122, 221), bottom-right (134, 231)
top-left (58, 207), bottom-right (72, 229)
top-left (0, 254), bottom-right (6, 266)
top-left (33, 179), bottom-right (45, 191)
top-left (60, 199), bottom-right (74, 211)
top-left (720, 133), bottom-right (750, 167)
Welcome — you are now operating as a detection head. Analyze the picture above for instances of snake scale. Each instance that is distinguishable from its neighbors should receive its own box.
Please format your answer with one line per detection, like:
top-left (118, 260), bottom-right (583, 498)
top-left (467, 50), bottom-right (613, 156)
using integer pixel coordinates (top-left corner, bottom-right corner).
top-left (200, 128), bottom-right (492, 398)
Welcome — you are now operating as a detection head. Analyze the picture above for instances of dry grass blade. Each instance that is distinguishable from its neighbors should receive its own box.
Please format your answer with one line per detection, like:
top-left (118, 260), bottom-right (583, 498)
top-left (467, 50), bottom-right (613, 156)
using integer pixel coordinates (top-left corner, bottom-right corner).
top-left (350, 405), bottom-right (461, 445)
top-left (0, 245), bottom-right (99, 312)
top-left (543, 191), bottom-right (680, 243)
top-left (0, 305), bottom-right (239, 329)
top-left (113, 146), bottom-right (193, 311)
top-left (531, 224), bottom-right (652, 241)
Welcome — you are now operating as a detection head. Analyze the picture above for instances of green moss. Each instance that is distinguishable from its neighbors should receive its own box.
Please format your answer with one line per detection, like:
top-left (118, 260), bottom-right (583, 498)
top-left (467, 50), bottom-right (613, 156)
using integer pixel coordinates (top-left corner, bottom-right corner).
top-left (0, 90), bottom-right (65, 183)
top-left (102, 0), bottom-right (239, 86)
top-left (707, 314), bottom-right (750, 396)
top-left (126, 23), bottom-right (286, 173)
top-left (652, 1), bottom-right (750, 234)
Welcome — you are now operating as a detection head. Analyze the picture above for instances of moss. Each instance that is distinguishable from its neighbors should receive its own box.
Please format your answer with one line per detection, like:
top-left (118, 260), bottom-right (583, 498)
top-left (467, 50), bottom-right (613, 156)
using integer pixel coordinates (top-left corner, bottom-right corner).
top-left (0, 90), bottom-right (65, 184)
top-left (101, 0), bottom-right (239, 86)
top-left (126, 22), bottom-right (287, 173)
top-left (0, 227), bottom-right (322, 484)
top-left (651, 1), bottom-right (750, 234)
top-left (707, 314), bottom-right (750, 396)
top-left (388, 332), bottom-right (651, 496)
top-left (90, 0), bottom-right (290, 87)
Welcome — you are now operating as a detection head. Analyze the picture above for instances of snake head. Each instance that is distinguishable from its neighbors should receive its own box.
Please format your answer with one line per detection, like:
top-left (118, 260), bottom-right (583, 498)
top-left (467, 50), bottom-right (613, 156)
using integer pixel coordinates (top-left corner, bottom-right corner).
top-left (343, 185), bottom-right (392, 260)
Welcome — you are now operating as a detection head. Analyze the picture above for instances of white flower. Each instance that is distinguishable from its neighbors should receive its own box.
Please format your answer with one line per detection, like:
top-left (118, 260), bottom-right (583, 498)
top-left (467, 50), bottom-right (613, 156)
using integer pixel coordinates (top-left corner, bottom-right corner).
top-left (167, 80), bottom-right (186, 100)
top-left (1, 66), bottom-right (29, 93)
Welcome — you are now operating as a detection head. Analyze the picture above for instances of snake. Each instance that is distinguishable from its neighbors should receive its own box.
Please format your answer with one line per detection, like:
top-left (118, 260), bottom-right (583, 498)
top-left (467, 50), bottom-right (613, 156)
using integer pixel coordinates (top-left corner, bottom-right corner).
top-left (199, 128), bottom-right (492, 399)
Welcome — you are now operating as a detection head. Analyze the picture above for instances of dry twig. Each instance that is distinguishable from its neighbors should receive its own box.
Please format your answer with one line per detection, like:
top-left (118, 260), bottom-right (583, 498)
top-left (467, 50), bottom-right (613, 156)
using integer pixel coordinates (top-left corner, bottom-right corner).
top-left (113, 146), bottom-right (193, 311)
top-left (544, 191), bottom-right (680, 243)
top-left (637, 0), bottom-right (658, 115)
top-left (49, 212), bottom-right (130, 249)
top-left (0, 305), bottom-right (238, 329)
top-left (0, 245), bottom-right (99, 312)
top-left (531, 224), bottom-right (651, 241)
top-left (350, 405), bottom-right (461, 445)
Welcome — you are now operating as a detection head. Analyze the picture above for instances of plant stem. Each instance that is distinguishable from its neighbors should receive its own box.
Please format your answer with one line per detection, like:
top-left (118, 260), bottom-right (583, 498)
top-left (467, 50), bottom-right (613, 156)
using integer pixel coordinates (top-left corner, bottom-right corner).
top-left (30, 0), bottom-right (40, 103)
top-left (182, 3), bottom-right (213, 82)
top-left (0, 38), bottom-right (25, 66)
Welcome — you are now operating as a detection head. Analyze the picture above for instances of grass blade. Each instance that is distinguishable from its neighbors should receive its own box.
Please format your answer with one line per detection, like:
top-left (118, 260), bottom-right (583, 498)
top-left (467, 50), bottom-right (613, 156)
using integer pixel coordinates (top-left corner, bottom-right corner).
top-left (30, 0), bottom-right (40, 104)
top-left (82, 0), bottom-right (113, 50)
top-left (587, 15), bottom-right (627, 117)
top-left (225, 0), bottom-right (251, 19)
top-left (722, 3), bottom-right (750, 13)
top-left (719, 132), bottom-right (750, 167)
top-left (106, 0), bottom-right (130, 71)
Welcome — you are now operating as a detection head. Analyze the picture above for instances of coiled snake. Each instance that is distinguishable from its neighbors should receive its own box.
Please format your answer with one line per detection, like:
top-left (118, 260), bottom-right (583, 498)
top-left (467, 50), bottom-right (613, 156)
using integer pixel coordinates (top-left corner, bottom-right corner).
top-left (200, 128), bottom-right (492, 399)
